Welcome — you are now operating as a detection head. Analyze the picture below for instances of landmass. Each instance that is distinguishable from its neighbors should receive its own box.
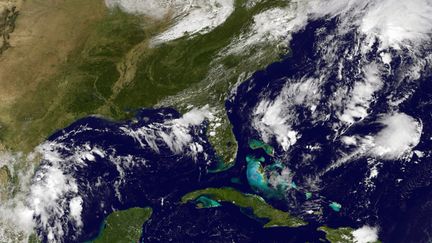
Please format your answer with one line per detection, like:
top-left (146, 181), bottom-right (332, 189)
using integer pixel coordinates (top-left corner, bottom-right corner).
top-left (182, 187), bottom-right (307, 228)
top-left (0, 0), bottom-right (290, 166)
top-left (0, 0), bottom-right (302, 241)
top-left (91, 207), bottom-right (152, 243)
top-left (319, 226), bottom-right (381, 243)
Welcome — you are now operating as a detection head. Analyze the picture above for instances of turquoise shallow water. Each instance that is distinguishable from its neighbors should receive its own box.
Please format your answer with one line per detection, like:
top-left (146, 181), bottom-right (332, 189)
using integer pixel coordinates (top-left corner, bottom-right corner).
top-left (246, 155), bottom-right (269, 193)
top-left (196, 196), bottom-right (222, 208)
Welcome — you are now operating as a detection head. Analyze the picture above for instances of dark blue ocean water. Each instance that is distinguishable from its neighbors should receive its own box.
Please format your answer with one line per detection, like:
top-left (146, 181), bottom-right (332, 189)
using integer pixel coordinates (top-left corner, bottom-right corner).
top-left (37, 108), bottom-right (222, 242)
top-left (34, 16), bottom-right (432, 243)
top-left (226, 17), bottom-right (432, 243)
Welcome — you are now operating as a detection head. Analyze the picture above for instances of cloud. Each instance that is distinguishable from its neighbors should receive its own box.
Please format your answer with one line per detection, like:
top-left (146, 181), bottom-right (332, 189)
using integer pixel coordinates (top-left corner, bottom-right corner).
top-left (0, 151), bottom-right (38, 242)
top-left (253, 96), bottom-right (298, 151)
top-left (224, 6), bottom-right (305, 54)
top-left (12, 106), bottom-right (214, 242)
top-left (159, 106), bottom-right (214, 154)
top-left (105, 0), bottom-right (235, 44)
top-left (104, 0), bottom-right (170, 19)
top-left (122, 106), bottom-right (213, 155)
top-left (29, 148), bottom-right (81, 242)
top-left (360, 0), bottom-right (432, 49)
top-left (253, 78), bottom-right (320, 151)
top-left (267, 167), bottom-right (293, 191)
top-left (352, 225), bottom-right (379, 243)
top-left (370, 113), bottom-right (422, 160)
top-left (292, 0), bottom-right (432, 50)
top-left (69, 197), bottom-right (83, 227)
top-left (327, 112), bottom-right (422, 174)
top-left (338, 64), bottom-right (384, 125)
top-left (153, 0), bottom-right (235, 44)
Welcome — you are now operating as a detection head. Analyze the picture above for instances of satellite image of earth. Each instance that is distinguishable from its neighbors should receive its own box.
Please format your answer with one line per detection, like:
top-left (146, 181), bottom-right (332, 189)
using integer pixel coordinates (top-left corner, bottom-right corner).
top-left (0, 0), bottom-right (431, 242)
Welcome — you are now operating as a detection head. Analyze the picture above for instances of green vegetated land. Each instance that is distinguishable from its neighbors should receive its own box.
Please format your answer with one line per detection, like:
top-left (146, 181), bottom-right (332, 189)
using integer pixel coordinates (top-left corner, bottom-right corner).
top-left (0, 0), bottom-right (291, 239)
top-left (1, 0), bottom-right (289, 171)
top-left (154, 0), bottom-right (289, 169)
top-left (0, 4), bottom-right (18, 54)
top-left (182, 187), bottom-right (307, 228)
top-left (0, 165), bottom-right (11, 199)
top-left (92, 207), bottom-right (152, 243)
top-left (114, 0), bottom-right (288, 110)
top-left (319, 226), bottom-right (356, 243)
top-left (2, 7), bottom-right (161, 152)
top-left (318, 226), bottom-right (381, 243)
